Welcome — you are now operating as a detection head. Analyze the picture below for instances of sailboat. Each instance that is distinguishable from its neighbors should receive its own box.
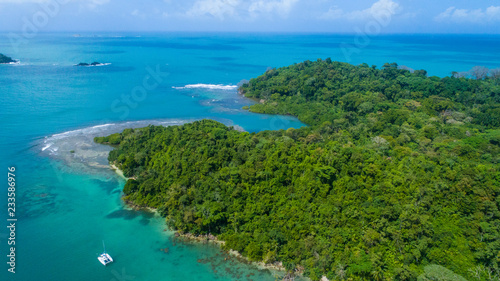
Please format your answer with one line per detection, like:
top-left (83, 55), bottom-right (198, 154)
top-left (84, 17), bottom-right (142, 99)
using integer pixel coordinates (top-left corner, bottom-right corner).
top-left (97, 241), bottom-right (114, 266)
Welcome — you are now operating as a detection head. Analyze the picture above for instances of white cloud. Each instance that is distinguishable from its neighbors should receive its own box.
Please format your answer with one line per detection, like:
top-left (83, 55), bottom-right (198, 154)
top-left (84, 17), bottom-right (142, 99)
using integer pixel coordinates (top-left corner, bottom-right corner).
top-left (248, 0), bottom-right (298, 17)
top-left (0, 0), bottom-right (109, 3)
top-left (435, 6), bottom-right (500, 23)
top-left (0, 0), bottom-right (110, 10)
top-left (186, 0), bottom-right (240, 20)
top-left (131, 9), bottom-right (139, 16)
top-left (0, 0), bottom-right (46, 2)
top-left (75, 0), bottom-right (109, 10)
top-left (321, 0), bottom-right (400, 20)
top-left (185, 0), bottom-right (299, 20)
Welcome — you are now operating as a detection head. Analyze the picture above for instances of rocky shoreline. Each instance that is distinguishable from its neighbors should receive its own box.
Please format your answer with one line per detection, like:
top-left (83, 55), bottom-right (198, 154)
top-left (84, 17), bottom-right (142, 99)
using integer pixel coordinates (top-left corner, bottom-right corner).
top-left (121, 198), bottom-right (300, 277)
top-left (110, 162), bottom-right (310, 280)
top-left (172, 231), bottom-right (296, 274)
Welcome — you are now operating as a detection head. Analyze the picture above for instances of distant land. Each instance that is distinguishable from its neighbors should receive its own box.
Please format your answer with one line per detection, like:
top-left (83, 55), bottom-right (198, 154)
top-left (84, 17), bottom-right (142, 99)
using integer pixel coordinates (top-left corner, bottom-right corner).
top-left (0, 53), bottom-right (16, 64)
top-left (96, 60), bottom-right (500, 281)
top-left (76, 62), bottom-right (108, 66)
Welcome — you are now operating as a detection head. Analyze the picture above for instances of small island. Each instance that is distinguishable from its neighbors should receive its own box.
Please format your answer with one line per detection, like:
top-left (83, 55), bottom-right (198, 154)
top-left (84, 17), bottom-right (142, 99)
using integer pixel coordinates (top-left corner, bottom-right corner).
top-left (76, 62), bottom-right (105, 66)
top-left (0, 53), bottom-right (17, 64)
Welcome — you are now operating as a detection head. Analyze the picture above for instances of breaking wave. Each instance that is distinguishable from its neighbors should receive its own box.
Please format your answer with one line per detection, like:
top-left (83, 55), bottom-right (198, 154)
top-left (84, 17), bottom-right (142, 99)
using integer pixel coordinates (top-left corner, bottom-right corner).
top-left (173, 84), bottom-right (238, 91)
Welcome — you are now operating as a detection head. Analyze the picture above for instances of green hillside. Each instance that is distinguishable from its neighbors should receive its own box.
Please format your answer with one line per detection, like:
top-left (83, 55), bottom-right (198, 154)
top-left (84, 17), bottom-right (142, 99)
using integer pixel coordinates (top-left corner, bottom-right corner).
top-left (96, 60), bottom-right (500, 280)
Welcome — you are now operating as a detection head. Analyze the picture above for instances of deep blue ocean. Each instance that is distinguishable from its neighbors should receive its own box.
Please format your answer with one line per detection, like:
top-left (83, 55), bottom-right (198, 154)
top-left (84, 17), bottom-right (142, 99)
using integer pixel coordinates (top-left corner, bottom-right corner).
top-left (1, 33), bottom-right (499, 281)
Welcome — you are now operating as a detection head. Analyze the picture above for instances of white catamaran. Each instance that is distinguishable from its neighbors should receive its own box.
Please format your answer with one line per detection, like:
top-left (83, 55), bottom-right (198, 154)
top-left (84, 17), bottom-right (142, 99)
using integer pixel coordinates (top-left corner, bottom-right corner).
top-left (98, 241), bottom-right (114, 266)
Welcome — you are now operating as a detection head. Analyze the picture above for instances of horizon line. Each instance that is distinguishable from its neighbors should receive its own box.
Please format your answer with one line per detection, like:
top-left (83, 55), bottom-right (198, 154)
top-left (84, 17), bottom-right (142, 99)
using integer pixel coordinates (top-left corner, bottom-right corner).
top-left (1, 30), bottom-right (500, 35)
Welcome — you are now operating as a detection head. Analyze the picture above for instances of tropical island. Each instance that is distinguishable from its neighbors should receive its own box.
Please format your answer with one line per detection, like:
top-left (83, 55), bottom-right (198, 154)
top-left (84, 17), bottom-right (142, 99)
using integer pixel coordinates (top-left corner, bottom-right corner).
top-left (0, 53), bottom-right (16, 64)
top-left (95, 60), bottom-right (500, 280)
top-left (76, 62), bottom-right (105, 66)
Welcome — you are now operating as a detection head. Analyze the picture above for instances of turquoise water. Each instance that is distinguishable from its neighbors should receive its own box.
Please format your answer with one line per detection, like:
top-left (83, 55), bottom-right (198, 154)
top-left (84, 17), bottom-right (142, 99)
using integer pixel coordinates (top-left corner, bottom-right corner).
top-left (1, 33), bottom-right (500, 280)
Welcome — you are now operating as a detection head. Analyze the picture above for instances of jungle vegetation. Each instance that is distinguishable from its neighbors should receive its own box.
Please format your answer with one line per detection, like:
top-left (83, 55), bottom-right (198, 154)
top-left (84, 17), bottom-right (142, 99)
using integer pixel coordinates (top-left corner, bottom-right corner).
top-left (96, 60), bottom-right (500, 280)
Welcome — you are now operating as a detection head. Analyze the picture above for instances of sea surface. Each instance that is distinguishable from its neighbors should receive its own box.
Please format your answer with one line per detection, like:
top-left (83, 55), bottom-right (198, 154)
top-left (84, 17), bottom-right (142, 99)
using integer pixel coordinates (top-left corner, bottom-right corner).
top-left (1, 33), bottom-right (499, 281)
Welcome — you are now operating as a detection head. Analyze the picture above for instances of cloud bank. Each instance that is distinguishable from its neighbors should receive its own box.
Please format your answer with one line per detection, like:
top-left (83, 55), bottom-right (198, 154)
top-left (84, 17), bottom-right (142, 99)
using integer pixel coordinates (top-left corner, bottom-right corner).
top-left (185, 0), bottom-right (299, 20)
top-left (321, 0), bottom-right (400, 21)
top-left (436, 6), bottom-right (500, 23)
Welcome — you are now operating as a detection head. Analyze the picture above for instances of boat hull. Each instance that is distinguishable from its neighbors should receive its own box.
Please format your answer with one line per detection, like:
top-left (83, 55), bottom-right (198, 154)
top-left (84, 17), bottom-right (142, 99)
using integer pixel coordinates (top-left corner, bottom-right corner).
top-left (98, 253), bottom-right (113, 265)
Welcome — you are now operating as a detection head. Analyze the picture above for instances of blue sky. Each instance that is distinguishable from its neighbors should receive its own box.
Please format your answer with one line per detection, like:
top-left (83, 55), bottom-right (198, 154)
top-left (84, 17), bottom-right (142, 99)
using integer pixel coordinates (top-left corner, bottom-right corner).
top-left (0, 0), bottom-right (499, 33)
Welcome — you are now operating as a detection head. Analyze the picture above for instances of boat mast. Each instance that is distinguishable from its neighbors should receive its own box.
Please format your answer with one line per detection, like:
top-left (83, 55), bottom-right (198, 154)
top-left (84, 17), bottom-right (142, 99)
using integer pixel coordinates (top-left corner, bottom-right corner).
top-left (102, 240), bottom-right (106, 253)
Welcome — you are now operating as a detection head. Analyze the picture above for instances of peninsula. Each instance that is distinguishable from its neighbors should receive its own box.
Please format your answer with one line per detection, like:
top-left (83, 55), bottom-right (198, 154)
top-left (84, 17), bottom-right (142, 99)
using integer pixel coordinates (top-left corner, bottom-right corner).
top-left (95, 60), bottom-right (500, 280)
top-left (0, 53), bottom-right (16, 64)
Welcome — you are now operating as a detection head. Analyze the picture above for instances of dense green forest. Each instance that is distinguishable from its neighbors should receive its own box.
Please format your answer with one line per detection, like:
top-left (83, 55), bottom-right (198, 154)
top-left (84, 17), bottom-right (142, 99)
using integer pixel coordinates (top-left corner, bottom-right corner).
top-left (96, 60), bottom-right (500, 280)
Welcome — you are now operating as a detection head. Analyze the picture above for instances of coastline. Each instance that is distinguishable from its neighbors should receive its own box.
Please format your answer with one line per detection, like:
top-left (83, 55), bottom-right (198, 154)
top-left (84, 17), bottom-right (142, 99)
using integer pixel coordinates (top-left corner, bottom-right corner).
top-left (110, 163), bottom-right (155, 215)
top-left (110, 163), bottom-right (127, 179)
top-left (173, 232), bottom-right (295, 275)
top-left (107, 152), bottom-right (308, 279)
top-left (109, 160), bottom-right (297, 277)
top-left (110, 163), bottom-right (137, 180)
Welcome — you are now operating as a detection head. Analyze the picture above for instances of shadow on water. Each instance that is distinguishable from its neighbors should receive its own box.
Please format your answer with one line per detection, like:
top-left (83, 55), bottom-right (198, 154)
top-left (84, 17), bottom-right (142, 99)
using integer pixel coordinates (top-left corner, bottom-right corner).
top-left (105, 209), bottom-right (140, 220)
top-left (111, 189), bottom-right (122, 195)
top-left (91, 178), bottom-right (122, 195)
top-left (106, 208), bottom-right (155, 222)
top-left (139, 218), bottom-right (150, 225)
